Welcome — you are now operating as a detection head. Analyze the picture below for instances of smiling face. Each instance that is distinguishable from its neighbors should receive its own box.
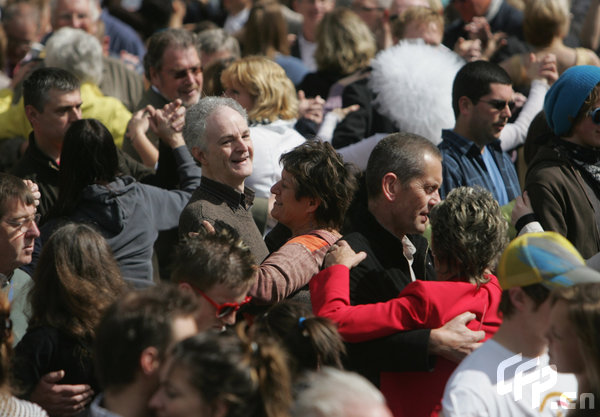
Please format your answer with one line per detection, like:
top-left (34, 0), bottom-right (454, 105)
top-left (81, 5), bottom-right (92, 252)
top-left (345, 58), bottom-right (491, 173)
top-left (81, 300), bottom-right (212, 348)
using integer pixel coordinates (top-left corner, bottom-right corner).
top-left (463, 83), bottom-right (513, 147)
top-left (546, 300), bottom-right (586, 376)
top-left (270, 169), bottom-right (318, 235)
top-left (0, 199), bottom-right (40, 276)
top-left (151, 46), bottom-right (203, 107)
top-left (195, 106), bottom-right (253, 192)
top-left (391, 152), bottom-right (442, 237)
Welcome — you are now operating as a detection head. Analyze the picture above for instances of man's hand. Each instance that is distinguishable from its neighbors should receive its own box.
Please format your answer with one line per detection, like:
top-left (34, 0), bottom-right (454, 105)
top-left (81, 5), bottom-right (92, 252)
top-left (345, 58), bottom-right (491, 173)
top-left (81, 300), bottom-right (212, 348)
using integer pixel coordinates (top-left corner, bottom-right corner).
top-left (324, 240), bottom-right (367, 269)
top-left (429, 312), bottom-right (484, 363)
top-left (29, 370), bottom-right (93, 416)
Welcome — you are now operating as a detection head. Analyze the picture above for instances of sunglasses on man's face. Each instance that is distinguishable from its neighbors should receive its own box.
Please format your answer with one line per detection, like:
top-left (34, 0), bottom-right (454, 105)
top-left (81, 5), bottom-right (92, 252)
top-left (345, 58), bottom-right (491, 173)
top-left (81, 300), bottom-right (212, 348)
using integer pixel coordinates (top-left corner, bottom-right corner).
top-left (479, 99), bottom-right (515, 112)
top-left (588, 107), bottom-right (600, 124)
top-left (194, 287), bottom-right (252, 318)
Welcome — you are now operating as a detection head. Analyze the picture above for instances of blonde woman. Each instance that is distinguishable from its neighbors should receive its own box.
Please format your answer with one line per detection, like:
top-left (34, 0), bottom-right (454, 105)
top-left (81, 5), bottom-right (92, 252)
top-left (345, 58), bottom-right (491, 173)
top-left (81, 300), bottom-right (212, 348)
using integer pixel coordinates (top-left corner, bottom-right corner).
top-left (298, 8), bottom-right (377, 101)
top-left (222, 56), bottom-right (306, 203)
top-left (500, 0), bottom-right (600, 90)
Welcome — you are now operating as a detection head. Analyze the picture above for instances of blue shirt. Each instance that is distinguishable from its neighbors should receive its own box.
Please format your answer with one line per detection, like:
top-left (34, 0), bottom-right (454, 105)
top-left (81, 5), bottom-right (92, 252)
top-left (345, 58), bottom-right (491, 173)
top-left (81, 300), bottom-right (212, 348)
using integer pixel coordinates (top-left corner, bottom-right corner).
top-left (438, 129), bottom-right (520, 203)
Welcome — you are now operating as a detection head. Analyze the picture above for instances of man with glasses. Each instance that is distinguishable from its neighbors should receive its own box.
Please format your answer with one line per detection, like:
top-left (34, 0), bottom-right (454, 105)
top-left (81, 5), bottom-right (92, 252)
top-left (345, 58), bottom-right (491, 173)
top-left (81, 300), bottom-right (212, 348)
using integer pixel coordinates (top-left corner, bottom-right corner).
top-left (525, 65), bottom-right (600, 260)
top-left (438, 60), bottom-right (520, 204)
top-left (172, 230), bottom-right (256, 331)
top-left (124, 28), bottom-right (203, 190)
top-left (0, 173), bottom-right (39, 346)
top-left (351, 0), bottom-right (393, 51)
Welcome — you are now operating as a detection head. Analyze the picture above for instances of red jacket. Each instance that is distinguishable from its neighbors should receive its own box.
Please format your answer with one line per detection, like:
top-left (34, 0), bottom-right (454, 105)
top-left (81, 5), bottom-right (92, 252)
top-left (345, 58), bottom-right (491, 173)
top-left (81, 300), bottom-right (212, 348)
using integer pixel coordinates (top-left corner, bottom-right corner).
top-left (310, 265), bottom-right (502, 417)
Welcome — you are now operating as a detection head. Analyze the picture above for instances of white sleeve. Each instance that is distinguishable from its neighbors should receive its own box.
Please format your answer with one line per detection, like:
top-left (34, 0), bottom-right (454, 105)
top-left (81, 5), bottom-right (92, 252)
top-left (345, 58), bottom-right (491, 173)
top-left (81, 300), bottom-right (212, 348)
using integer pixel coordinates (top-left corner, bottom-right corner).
top-left (442, 386), bottom-right (491, 417)
top-left (500, 79), bottom-right (549, 152)
top-left (316, 112), bottom-right (341, 143)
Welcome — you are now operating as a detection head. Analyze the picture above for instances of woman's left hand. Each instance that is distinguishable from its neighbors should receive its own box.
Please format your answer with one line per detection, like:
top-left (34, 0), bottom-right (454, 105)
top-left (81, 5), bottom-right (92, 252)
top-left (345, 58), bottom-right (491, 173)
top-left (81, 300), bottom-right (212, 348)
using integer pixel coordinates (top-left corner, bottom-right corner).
top-left (324, 240), bottom-right (367, 269)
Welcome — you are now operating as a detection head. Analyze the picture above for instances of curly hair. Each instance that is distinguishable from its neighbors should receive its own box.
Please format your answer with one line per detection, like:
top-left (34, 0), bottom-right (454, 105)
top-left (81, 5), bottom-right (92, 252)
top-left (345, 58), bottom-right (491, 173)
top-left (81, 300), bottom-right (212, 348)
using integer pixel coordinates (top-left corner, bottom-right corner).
top-left (314, 8), bottom-right (376, 75)
top-left (429, 186), bottom-right (508, 284)
top-left (279, 140), bottom-right (358, 230)
top-left (220, 56), bottom-right (298, 122)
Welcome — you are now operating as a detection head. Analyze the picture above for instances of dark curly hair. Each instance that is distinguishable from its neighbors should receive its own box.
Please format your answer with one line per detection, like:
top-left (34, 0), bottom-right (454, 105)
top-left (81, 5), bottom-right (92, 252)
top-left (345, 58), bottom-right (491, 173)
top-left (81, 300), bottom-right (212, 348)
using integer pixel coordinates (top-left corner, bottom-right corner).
top-left (280, 140), bottom-right (357, 231)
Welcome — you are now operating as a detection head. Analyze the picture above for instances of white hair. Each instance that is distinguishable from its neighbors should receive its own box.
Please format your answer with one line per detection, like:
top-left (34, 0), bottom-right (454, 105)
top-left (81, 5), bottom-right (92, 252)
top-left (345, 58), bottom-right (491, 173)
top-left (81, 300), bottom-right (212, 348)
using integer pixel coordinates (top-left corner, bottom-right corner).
top-left (49, 0), bottom-right (100, 23)
top-left (45, 27), bottom-right (103, 85)
top-left (291, 368), bottom-right (391, 417)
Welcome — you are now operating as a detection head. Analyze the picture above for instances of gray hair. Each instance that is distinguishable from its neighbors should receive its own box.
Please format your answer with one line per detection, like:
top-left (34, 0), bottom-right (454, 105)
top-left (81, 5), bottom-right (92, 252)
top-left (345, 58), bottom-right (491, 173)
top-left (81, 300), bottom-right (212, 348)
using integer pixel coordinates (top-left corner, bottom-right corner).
top-left (183, 96), bottom-right (247, 154)
top-left (291, 367), bottom-right (390, 417)
top-left (197, 28), bottom-right (241, 59)
top-left (49, 0), bottom-right (100, 24)
top-left (366, 132), bottom-right (441, 199)
top-left (144, 28), bottom-right (199, 81)
top-left (45, 27), bottom-right (103, 85)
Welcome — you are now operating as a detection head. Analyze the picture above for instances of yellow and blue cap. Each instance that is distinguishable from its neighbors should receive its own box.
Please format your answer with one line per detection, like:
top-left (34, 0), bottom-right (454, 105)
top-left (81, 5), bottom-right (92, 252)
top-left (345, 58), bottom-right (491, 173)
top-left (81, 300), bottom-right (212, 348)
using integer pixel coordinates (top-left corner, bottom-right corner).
top-left (498, 232), bottom-right (600, 290)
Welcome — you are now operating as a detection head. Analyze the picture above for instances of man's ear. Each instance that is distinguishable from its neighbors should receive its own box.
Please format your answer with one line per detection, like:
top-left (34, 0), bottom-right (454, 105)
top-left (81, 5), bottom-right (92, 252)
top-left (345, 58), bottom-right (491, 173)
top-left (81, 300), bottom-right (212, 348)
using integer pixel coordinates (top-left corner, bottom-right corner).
top-left (191, 147), bottom-right (206, 165)
top-left (139, 346), bottom-right (161, 376)
top-left (458, 96), bottom-right (473, 117)
top-left (381, 172), bottom-right (399, 202)
top-left (508, 287), bottom-right (528, 312)
top-left (24, 104), bottom-right (39, 126)
top-left (149, 66), bottom-right (160, 86)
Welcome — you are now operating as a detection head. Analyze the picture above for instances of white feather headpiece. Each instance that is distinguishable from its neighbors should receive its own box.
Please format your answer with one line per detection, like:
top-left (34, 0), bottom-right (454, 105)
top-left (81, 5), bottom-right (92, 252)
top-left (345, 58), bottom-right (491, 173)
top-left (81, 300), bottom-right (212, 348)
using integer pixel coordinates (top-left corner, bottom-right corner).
top-left (370, 39), bottom-right (465, 144)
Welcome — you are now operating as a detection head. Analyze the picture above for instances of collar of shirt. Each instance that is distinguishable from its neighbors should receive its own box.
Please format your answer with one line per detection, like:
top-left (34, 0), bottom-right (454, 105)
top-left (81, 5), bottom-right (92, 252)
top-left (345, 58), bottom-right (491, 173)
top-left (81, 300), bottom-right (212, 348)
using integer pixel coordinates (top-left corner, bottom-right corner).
top-left (199, 176), bottom-right (255, 210)
top-left (442, 129), bottom-right (502, 157)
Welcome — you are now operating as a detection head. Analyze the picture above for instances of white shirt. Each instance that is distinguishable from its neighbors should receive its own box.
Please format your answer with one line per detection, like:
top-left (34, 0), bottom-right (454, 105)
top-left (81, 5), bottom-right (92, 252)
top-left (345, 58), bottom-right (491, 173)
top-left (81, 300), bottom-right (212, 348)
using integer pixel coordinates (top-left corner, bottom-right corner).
top-left (246, 120), bottom-right (306, 199)
top-left (442, 339), bottom-right (578, 416)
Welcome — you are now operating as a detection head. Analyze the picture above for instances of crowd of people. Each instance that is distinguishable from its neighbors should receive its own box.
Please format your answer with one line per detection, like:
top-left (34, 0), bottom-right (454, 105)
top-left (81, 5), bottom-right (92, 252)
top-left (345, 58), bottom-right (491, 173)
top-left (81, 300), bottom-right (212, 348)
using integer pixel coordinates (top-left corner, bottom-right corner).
top-left (1, 0), bottom-right (600, 416)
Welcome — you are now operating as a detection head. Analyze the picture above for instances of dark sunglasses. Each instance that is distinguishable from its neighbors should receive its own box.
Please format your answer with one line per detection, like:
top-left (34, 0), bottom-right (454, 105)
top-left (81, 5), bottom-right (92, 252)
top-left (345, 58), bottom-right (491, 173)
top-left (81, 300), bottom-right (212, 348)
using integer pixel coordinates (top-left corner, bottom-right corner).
top-left (171, 66), bottom-right (202, 80)
top-left (588, 108), bottom-right (600, 124)
top-left (479, 99), bottom-right (515, 112)
top-left (192, 285), bottom-right (252, 318)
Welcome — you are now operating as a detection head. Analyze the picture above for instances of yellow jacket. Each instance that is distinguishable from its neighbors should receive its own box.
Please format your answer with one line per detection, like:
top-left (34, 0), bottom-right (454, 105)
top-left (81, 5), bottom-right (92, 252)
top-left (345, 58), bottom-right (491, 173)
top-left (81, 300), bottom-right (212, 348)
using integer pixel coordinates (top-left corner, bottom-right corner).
top-left (0, 82), bottom-right (131, 148)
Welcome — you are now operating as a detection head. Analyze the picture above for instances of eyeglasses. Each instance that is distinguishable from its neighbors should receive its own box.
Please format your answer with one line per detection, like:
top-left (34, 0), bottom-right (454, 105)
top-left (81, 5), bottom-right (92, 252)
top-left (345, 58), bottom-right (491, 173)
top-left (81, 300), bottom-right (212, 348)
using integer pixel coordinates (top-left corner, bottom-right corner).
top-left (352, 4), bottom-right (385, 12)
top-left (2, 213), bottom-right (40, 234)
top-left (479, 99), bottom-right (515, 112)
top-left (588, 108), bottom-right (600, 124)
top-left (190, 285), bottom-right (252, 318)
top-left (170, 66), bottom-right (203, 80)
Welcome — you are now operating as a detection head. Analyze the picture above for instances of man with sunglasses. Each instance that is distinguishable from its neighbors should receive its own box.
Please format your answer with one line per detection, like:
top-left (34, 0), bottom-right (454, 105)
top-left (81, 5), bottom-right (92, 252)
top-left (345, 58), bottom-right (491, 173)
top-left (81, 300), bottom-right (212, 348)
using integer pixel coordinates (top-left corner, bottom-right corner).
top-left (439, 60), bottom-right (520, 205)
top-left (172, 230), bottom-right (256, 331)
top-left (525, 65), bottom-right (600, 260)
top-left (123, 28), bottom-right (203, 190)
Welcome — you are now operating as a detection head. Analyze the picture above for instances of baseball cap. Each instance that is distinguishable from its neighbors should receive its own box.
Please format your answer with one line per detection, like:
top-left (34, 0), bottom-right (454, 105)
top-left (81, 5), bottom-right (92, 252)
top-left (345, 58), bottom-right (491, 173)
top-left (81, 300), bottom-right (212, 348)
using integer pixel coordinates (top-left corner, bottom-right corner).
top-left (497, 231), bottom-right (600, 290)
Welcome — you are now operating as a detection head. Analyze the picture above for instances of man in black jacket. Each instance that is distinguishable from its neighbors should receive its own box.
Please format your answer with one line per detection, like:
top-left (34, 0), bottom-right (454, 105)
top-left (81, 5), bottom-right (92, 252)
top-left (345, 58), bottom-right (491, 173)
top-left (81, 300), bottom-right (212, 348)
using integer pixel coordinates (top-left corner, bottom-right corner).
top-left (342, 132), bottom-right (485, 384)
